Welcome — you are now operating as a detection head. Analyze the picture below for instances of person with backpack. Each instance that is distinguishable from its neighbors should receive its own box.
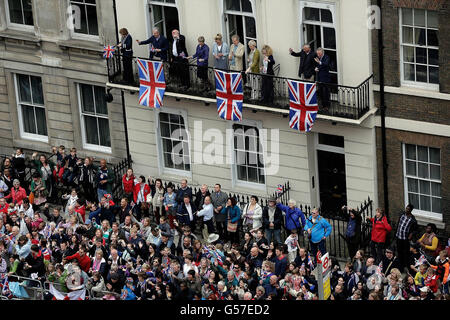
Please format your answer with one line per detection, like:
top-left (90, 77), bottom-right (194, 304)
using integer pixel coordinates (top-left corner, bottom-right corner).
top-left (304, 208), bottom-right (332, 261)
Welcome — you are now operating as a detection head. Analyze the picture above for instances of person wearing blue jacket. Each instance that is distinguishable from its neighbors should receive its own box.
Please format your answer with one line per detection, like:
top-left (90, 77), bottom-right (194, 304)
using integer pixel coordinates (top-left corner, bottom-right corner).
top-left (305, 208), bottom-right (332, 261)
top-left (221, 197), bottom-right (241, 245)
top-left (276, 199), bottom-right (306, 232)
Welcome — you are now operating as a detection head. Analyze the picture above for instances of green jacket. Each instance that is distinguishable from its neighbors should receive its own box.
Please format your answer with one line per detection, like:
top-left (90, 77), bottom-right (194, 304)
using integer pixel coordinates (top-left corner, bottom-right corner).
top-left (249, 49), bottom-right (260, 73)
top-left (47, 270), bottom-right (69, 292)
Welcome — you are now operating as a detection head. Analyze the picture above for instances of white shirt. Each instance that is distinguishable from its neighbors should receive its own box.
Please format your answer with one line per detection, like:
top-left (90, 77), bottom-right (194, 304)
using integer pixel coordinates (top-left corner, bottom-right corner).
top-left (172, 38), bottom-right (178, 57)
top-left (197, 203), bottom-right (214, 221)
top-left (186, 203), bottom-right (193, 221)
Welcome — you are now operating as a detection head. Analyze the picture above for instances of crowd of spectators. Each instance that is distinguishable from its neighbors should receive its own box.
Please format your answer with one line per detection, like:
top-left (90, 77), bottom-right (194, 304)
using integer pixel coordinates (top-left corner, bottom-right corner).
top-left (0, 147), bottom-right (448, 301)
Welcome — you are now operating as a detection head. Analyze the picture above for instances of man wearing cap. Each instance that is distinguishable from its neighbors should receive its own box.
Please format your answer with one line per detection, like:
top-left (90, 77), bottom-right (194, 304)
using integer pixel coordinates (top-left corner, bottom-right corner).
top-left (381, 247), bottom-right (401, 276)
top-left (262, 197), bottom-right (283, 244)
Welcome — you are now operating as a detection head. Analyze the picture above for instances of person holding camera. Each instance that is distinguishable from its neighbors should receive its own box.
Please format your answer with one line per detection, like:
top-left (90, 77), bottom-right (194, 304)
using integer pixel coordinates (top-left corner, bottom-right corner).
top-left (304, 208), bottom-right (332, 262)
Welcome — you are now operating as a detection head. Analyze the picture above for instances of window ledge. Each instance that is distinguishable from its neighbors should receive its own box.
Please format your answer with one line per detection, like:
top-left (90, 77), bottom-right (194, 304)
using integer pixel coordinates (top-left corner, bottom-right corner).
top-left (0, 28), bottom-right (40, 44)
top-left (373, 84), bottom-right (450, 101)
top-left (413, 210), bottom-right (444, 229)
top-left (57, 39), bottom-right (104, 53)
top-left (233, 180), bottom-right (266, 193)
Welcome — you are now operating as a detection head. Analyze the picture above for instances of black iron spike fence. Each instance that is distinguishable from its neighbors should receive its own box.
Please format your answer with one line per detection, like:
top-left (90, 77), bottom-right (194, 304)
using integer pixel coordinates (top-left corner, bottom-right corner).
top-left (107, 53), bottom-right (373, 120)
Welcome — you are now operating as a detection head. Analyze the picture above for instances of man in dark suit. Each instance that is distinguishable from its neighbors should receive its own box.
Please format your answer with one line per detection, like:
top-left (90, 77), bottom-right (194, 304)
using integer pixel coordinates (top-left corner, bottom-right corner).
top-left (314, 47), bottom-right (331, 111)
top-left (289, 44), bottom-right (315, 81)
top-left (169, 29), bottom-right (190, 89)
top-left (137, 27), bottom-right (169, 61)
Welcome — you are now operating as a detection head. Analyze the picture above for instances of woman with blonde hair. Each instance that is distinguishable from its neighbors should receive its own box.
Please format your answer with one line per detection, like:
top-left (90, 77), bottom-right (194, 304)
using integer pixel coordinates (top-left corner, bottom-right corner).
top-left (260, 44), bottom-right (275, 104)
top-left (212, 33), bottom-right (229, 70)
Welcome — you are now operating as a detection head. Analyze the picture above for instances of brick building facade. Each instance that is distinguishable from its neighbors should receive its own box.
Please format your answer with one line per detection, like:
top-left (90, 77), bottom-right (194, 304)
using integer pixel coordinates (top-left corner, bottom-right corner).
top-left (372, 0), bottom-right (449, 233)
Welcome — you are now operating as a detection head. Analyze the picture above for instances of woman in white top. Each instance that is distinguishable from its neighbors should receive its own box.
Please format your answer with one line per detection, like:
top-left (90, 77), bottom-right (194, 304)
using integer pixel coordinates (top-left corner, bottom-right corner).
top-left (242, 195), bottom-right (263, 232)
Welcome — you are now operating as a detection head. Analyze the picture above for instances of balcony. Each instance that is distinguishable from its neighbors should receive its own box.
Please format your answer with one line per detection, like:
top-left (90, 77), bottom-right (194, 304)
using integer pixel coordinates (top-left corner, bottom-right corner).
top-left (107, 54), bottom-right (374, 121)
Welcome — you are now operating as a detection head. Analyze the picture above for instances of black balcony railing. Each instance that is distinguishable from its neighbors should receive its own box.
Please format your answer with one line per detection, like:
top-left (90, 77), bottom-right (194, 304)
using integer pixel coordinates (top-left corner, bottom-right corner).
top-left (107, 54), bottom-right (373, 120)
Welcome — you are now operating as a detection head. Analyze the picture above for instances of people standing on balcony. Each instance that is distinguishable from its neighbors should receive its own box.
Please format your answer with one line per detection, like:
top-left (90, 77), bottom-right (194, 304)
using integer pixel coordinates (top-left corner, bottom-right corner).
top-left (117, 28), bottom-right (134, 85)
top-left (366, 208), bottom-right (392, 264)
top-left (136, 27), bottom-right (169, 61)
top-left (314, 47), bottom-right (331, 112)
top-left (212, 34), bottom-right (229, 70)
top-left (304, 208), bottom-right (332, 262)
top-left (169, 29), bottom-right (190, 90)
top-left (289, 44), bottom-right (316, 81)
top-left (260, 45), bottom-right (275, 104)
top-left (228, 35), bottom-right (245, 72)
top-left (211, 183), bottom-right (228, 240)
top-left (262, 197), bottom-right (283, 244)
top-left (394, 204), bottom-right (418, 273)
top-left (188, 36), bottom-right (210, 91)
top-left (245, 40), bottom-right (260, 100)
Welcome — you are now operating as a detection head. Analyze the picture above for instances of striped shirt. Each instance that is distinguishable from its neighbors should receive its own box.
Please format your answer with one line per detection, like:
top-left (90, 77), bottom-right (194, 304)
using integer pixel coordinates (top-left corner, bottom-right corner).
top-left (395, 214), bottom-right (414, 240)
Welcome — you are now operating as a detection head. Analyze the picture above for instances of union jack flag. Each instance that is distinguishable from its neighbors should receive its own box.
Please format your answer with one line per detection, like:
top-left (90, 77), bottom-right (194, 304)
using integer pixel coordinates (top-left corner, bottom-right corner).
top-left (103, 45), bottom-right (115, 59)
top-left (276, 184), bottom-right (283, 195)
top-left (137, 58), bottom-right (166, 108)
top-left (214, 69), bottom-right (243, 121)
top-left (287, 80), bottom-right (318, 132)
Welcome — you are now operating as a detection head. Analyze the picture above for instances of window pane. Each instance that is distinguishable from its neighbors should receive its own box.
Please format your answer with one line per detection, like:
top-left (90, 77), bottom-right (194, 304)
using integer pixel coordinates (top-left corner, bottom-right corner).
top-left (419, 195), bottom-right (431, 211)
top-left (98, 118), bottom-right (111, 147)
top-left (327, 50), bottom-right (338, 72)
top-left (414, 9), bottom-right (425, 27)
top-left (160, 123), bottom-right (171, 138)
top-left (415, 47), bottom-right (427, 64)
top-left (402, 27), bottom-right (414, 44)
top-left (164, 153), bottom-right (173, 168)
top-left (237, 165), bottom-right (247, 180)
top-left (408, 193), bottom-right (419, 209)
top-left (427, 11), bottom-right (438, 28)
top-left (417, 146), bottom-right (428, 161)
top-left (419, 180), bottom-right (430, 195)
top-left (321, 9), bottom-right (333, 23)
top-left (404, 63), bottom-right (415, 81)
top-left (429, 147), bottom-right (440, 164)
top-left (403, 46), bottom-right (414, 62)
top-left (22, 105), bottom-right (36, 134)
top-left (405, 144), bottom-right (416, 160)
top-left (245, 17), bottom-right (256, 39)
top-left (31, 76), bottom-right (44, 105)
top-left (429, 67), bottom-right (439, 84)
top-left (431, 182), bottom-right (441, 197)
top-left (18, 74), bottom-right (31, 103)
top-left (247, 167), bottom-right (258, 183)
top-left (236, 151), bottom-right (246, 165)
top-left (23, 0), bottom-right (33, 25)
top-left (84, 115), bottom-right (99, 145)
top-left (226, 0), bottom-right (240, 11)
top-left (431, 197), bottom-right (441, 213)
top-left (430, 164), bottom-right (440, 180)
top-left (35, 107), bottom-right (47, 136)
top-left (152, 5), bottom-right (163, 23)
top-left (402, 8), bottom-right (413, 25)
top-left (323, 27), bottom-right (336, 49)
top-left (305, 7), bottom-right (320, 21)
top-left (427, 30), bottom-right (438, 47)
top-left (94, 86), bottom-right (107, 115)
top-left (241, 0), bottom-right (252, 12)
top-left (76, 4), bottom-right (89, 34)
top-left (80, 84), bottom-right (95, 113)
top-left (407, 178), bottom-right (418, 192)
top-left (162, 138), bottom-right (171, 153)
top-left (86, 5), bottom-right (98, 35)
top-left (8, 0), bottom-right (24, 24)
top-left (406, 160), bottom-right (416, 176)
top-left (415, 65), bottom-right (427, 82)
top-left (417, 162), bottom-right (428, 179)
top-left (428, 49), bottom-right (439, 65)
top-left (169, 113), bottom-right (180, 124)
top-left (414, 28), bottom-right (426, 45)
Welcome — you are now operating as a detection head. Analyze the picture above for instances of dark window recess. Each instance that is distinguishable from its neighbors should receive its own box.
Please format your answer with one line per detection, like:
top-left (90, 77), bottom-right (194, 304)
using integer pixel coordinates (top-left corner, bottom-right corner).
top-left (318, 133), bottom-right (344, 148)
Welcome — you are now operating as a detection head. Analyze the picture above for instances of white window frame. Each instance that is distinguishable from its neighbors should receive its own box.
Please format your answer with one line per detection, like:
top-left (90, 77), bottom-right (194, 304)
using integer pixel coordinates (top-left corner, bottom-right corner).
top-left (76, 83), bottom-right (112, 154)
top-left (154, 107), bottom-right (192, 178)
top-left (146, 0), bottom-right (179, 40)
top-left (229, 119), bottom-right (266, 191)
top-left (14, 73), bottom-right (48, 143)
top-left (5, 0), bottom-right (35, 31)
top-left (223, 0), bottom-right (258, 64)
top-left (299, 1), bottom-right (340, 85)
top-left (399, 8), bottom-right (439, 91)
top-left (402, 143), bottom-right (442, 221)
top-left (68, 0), bottom-right (100, 41)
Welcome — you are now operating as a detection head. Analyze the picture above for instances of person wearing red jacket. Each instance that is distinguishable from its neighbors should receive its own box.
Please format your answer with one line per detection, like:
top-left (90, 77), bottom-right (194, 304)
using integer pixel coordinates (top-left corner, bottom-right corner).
top-left (4, 179), bottom-right (27, 206)
top-left (122, 168), bottom-right (135, 203)
top-left (74, 198), bottom-right (86, 222)
top-left (367, 208), bottom-right (392, 264)
top-left (424, 267), bottom-right (439, 294)
top-left (430, 250), bottom-right (449, 294)
top-left (133, 175), bottom-right (151, 205)
top-left (64, 246), bottom-right (91, 273)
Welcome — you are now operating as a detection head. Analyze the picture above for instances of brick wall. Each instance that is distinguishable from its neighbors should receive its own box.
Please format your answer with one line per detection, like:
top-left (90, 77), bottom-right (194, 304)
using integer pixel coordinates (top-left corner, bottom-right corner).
top-left (376, 128), bottom-right (450, 233)
top-left (372, 0), bottom-right (450, 93)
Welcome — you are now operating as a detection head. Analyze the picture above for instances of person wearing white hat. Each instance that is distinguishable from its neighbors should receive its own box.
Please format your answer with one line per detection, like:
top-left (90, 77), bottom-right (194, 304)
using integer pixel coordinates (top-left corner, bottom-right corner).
top-left (207, 233), bottom-right (220, 244)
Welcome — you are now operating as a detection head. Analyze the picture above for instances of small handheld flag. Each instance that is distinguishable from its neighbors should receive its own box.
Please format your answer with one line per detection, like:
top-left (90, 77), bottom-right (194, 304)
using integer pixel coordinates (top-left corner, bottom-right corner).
top-left (276, 184), bottom-right (283, 195)
top-left (214, 69), bottom-right (243, 121)
top-left (103, 45), bottom-right (115, 59)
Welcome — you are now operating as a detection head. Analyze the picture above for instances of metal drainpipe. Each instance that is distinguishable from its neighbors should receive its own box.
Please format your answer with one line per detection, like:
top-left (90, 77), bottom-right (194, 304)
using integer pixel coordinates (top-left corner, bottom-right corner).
top-left (377, 0), bottom-right (389, 218)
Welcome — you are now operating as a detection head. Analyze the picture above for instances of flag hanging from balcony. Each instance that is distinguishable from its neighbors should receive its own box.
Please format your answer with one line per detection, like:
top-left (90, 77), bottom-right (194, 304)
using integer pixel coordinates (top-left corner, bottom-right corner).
top-left (214, 69), bottom-right (243, 121)
top-left (287, 80), bottom-right (318, 132)
top-left (137, 58), bottom-right (166, 109)
top-left (103, 45), bottom-right (115, 59)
